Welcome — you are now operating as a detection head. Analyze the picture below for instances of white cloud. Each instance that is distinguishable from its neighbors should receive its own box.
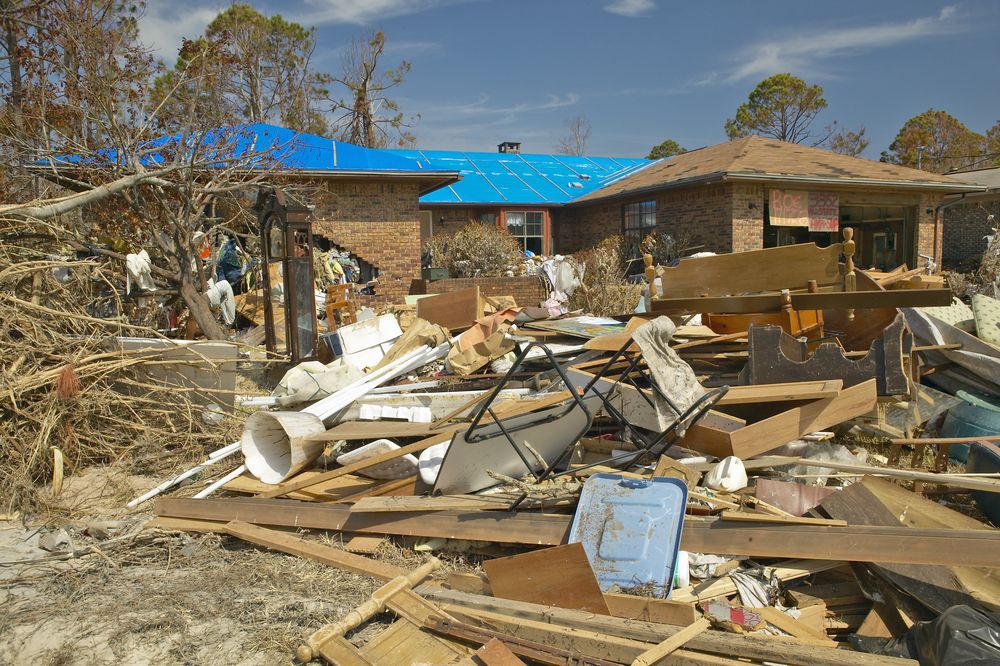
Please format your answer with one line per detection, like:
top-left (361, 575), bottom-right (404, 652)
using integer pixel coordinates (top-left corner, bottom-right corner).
top-left (715, 5), bottom-right (965, 83)
top-left (138, 2), bottom-right (221, 63)
top-left (418, 93), bottom-right (580, 118)
top-left (301, 0), bottom-right (467, 25)
top-left (603, 0), bottom-right (654, 18)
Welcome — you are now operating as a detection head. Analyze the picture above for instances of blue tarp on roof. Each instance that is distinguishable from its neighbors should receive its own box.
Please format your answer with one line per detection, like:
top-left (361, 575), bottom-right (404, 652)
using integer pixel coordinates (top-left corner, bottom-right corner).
top-left (52, 123), bottom-right (437, 174)
top-left (384, 149), bottom-right (650, 205)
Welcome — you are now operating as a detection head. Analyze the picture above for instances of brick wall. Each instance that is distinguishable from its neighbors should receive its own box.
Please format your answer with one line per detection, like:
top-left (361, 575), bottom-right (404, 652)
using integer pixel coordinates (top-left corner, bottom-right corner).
top-left (943, 197), bottom-right (1000, 267)
top-left (730, 183), bottom-right (765, 252)
top-left (423, 206), bottom-right (483, 237)
top-left (559, 183), bottom-right (739, 254)
top-left (421, 276), bottom-right (549, 307)
top-left (311, 178), bottom-right (422, 306)
top-left (916, 192), bottom-right (943, 267)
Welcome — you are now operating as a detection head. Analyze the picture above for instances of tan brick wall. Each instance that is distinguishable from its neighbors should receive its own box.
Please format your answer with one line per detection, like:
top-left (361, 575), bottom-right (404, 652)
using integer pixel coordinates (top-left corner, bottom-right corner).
top-left (311, 179), bottom-right (422, 305)
top-left (559, 183), bottom-right (739, 254)
top-left (423, 207), bottom-right (484, 238)
top-left (730, 183), bottom-right (765, 252)
top-left (943, 197), bottom-right (998, 267)
top-left (421, 276), bottom-right (549, 308)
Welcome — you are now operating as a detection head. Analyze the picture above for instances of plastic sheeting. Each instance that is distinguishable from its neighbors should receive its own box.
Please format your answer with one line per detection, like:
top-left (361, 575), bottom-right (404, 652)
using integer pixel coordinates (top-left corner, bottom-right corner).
top-left (879, 605), bottom-right (1000, 665)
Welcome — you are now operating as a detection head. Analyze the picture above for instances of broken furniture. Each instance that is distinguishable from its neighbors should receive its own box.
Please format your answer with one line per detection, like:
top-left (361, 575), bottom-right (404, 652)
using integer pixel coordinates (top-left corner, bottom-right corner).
top-left (253, 186), bottom-right (319, 364)
top-left (324, 282), bottom-right (358, 332)
top-left (642, 229), bottom-right (952, 316)
top-left (433, 340), bottom-right (726, 499)
top-left (739, 313), bottom-right (912, 395)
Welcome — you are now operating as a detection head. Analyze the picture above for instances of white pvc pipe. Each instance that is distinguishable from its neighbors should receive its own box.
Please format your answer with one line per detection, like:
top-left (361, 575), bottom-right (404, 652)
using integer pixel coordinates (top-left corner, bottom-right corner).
top-left (240, 340), bottom-right (454, 484)
top-left (193, 464), bottom-right (247, 499)
top-left (126, 441), bottom-right (241, 508)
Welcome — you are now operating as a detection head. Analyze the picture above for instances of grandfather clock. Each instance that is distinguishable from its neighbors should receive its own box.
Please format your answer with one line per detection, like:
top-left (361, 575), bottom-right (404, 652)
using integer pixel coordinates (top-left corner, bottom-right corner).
top-left (253, 187), bottom-right (318, 363)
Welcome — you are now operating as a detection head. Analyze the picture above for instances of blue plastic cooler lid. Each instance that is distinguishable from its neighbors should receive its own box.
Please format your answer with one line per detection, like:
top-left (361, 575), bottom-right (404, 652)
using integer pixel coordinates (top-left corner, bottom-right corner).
top-left (568, 473), bottom-right (687, 597)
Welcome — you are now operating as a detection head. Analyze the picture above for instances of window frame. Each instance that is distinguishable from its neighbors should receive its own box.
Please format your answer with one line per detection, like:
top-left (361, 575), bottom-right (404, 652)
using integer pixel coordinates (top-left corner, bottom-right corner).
top-left (504, 210), bottom-right (546, 255)
top-left (622, 200), bottom-right (657, 241)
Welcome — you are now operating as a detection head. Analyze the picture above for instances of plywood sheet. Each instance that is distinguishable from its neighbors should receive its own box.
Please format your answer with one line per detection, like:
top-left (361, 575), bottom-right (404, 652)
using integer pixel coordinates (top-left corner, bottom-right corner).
top-left (483, 543), bottom-right (610, 615)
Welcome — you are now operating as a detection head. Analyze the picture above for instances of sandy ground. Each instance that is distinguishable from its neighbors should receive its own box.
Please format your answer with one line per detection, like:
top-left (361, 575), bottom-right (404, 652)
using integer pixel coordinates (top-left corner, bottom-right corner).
top-left (0, 464), bottom-right (425, 666)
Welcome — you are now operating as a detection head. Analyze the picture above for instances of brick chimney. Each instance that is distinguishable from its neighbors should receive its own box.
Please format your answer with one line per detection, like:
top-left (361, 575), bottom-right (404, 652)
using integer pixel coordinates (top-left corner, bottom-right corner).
top-left (497, 141), bottom-right (521, 154)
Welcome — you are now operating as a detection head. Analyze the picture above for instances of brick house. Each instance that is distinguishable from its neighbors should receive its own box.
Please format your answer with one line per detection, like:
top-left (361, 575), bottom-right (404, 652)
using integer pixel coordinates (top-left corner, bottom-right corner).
top-left (941, 167), bottom-right (1000, 268)
top-left (561, 136), bottom-right (983, 271)
top-left (385, 143), bottom-right (647, 255)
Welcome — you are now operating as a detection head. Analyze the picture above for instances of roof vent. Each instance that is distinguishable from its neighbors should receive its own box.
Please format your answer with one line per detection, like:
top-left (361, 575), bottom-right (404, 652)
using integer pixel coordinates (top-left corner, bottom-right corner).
top-left (498, 141), bottom-right (521, 154)
top-left (580, 174), bottom-right (590, 180)
top-left (569, 182), bottom-right (583, 188)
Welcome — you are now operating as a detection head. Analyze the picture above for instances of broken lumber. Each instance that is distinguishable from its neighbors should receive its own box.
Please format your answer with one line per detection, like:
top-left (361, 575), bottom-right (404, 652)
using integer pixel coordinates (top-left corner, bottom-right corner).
top-left (296, 557), bottom-right (442, 663)
top-left (155, 498), bottom-right (1000, 567)
top-left (421, 588), bottom-right (916, 666)
top-left (631, 617), bottom-right (712, 666)
top-left (222, 520), bottom-right (405, 581)
top-left (483, 543), bottom-right (610, 615)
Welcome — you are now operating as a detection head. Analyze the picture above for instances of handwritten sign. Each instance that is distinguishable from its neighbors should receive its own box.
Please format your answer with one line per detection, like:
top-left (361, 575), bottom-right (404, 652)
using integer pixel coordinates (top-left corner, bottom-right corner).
top-left (769, 189), bottom-right (808, 227)
top-left (808, 192), bottom-right (839, 232)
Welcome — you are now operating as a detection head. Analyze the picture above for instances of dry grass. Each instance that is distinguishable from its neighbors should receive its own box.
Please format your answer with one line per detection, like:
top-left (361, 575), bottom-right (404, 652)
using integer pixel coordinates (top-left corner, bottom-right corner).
top-left (568, 236), bottom-right (643, 316)
top-left (0, 217), bottom-right (243, 514)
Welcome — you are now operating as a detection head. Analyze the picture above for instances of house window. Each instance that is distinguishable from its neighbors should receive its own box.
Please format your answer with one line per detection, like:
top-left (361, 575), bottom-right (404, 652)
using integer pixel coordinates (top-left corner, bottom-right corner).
top-left (623, 201), bottom-right (656, 241)
top-left (505, 211), bottom-right (544, 254)
top-left (479, 212), bottom-right (497, 225)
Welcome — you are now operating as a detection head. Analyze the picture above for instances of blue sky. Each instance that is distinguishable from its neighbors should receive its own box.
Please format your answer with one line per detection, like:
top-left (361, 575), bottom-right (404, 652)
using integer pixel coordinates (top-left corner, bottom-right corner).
top-left (138, 0), bottom-right (1000, 159)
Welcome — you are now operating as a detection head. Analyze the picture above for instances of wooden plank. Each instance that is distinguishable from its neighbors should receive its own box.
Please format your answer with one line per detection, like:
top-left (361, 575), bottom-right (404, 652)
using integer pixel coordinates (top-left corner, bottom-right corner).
top-left (423, 588), bottom-right (917, 666)
top-left (447, 572), bottom-right (699, 626)
top-left (343, 534), bottom-right (385, 555)
top-left (684, 379), bottom-right (877, 459)
top-left (653, 242), bottom-right (843, 299)
top-left (715, 380), bottom-right (843, 405)
top-left (649, 289), bottom-right (953, 314)
top-left (818, 477), bottom-right (1000, 614)
top-left (720, 511), bottom-right (847, 527)
top-left (417, 286), bottom-right (481, 331)
top-left (222, 520), bottom-right (406, 581)
top-left (223, 470), bottom-right (379, 501)
top-left (425, 616), bottom-right (618, 666)
top-left (473, 638), bottom-right (527, 666)
top-left (259, 427), bottom-right (464, 499)
top-left (352, 495), bottom-right (515, 513)
top-left (603, 593), bottom-right (699, 626)
top-left (483, 543), bottom-right (610, 615)
top-left (680, 515), bottom-right (1000, 568)
top-left (156, 499), bottom-right (1000, 567)
top-left (631, 617), bottom-right (712, 666)
top-left (156, 497), bottom-right (572, 545)
top-left (337, 476), bottom-right (417, 503)
top-left (754, 607), bottom-right (837, 646)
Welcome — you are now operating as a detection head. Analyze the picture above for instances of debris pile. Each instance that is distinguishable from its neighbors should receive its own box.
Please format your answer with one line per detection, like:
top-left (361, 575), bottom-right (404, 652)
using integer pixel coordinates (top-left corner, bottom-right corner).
top-left (9, 229), bottom-right (1000, 665)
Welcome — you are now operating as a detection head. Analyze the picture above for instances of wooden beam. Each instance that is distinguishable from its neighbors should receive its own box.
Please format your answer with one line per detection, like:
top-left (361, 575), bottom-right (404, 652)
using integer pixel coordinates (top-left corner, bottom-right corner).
top-left (631, 617), bottom-right (712, 666)
top-left (715, 380), bottom-right (843, 405)
top-left (155, 497), bottom-right (572, 545)
top-left (719, 511), bottom-right (848, 528)
top-left (422, 588), bottom-right (916, 666)
top-left (222, 520), bottom-right (406, 581)
top-left (649, 289), bottom-right (952, 314)
top-left (156, 499), bottom-right (1000, 567)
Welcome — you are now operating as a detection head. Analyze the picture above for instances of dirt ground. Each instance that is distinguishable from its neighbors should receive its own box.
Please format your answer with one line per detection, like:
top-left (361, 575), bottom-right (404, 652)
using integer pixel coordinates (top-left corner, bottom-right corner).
top-left (0, 464), bottom-right (441, 666)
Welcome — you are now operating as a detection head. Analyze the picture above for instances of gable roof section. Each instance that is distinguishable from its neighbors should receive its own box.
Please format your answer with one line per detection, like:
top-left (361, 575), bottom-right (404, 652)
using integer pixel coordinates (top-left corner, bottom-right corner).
top-left (570, 136), bottom-right (982, 204)
top-left (384, 149), bottom-right (649, 205)
top-left (947, 167), bottom-right (1000, 192)
top-left (45, 123), bottom-right (460, 196)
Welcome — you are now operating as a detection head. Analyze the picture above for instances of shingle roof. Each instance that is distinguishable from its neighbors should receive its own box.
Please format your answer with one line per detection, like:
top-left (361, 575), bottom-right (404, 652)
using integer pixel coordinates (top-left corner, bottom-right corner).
top-left (570, 136), bottom-right (981, 204)
top-left (947, 167), bottom-right (1000, 191)
top-left (383, 149), bottom-right (649, 205)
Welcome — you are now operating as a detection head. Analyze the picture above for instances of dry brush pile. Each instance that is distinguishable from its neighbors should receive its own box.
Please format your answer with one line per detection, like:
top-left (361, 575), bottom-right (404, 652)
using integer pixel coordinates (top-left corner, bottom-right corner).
top-left (0, 217), bottom-right (239, 512)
